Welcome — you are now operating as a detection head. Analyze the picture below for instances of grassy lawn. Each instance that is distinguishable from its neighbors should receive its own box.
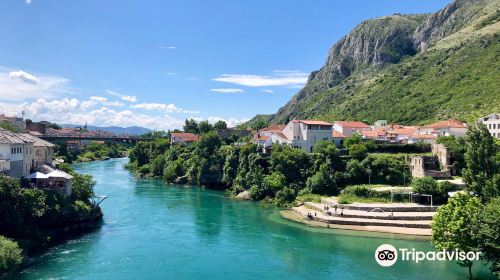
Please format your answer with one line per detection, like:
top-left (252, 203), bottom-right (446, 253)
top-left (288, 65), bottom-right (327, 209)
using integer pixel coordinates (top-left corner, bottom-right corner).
top-left (337, 194), bottom-right (392, 204)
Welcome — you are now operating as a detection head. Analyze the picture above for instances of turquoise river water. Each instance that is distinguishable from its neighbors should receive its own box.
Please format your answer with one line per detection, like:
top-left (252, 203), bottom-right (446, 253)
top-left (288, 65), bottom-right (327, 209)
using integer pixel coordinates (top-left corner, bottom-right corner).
top-left (5, 158), bottom-right (494, 279)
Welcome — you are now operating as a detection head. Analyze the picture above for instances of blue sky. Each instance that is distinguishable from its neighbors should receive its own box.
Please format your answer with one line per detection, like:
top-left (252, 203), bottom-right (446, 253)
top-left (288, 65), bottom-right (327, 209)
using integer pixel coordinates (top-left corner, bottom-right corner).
top-left (0, 0), bottom-right (451, 130)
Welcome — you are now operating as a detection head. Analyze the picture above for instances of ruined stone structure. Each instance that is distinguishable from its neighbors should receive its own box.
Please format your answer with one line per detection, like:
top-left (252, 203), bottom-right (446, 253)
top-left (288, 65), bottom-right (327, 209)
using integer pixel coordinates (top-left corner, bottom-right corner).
top-left (409, 144), bottom-right (451, 179)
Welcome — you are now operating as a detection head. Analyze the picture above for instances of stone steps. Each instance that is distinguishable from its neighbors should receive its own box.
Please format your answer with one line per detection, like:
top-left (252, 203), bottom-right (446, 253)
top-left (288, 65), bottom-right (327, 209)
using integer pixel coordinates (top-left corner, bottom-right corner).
top-left (320, 198), bottom-right (438, 212)
top-left (293, 206), bottom-right (432, 229)
top-left (304, 202), bottom-right (435, 221)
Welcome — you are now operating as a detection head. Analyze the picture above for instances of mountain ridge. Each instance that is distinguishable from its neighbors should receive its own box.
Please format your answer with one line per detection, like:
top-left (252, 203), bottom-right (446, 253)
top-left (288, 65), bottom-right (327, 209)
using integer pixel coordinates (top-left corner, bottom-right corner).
top-left (248, 0), bottom-right (500, 126)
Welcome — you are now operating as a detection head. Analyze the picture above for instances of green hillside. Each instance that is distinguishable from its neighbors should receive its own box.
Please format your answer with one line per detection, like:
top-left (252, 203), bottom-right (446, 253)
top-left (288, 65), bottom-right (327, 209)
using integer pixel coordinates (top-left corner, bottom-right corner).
top-left (248, 0), bottom-right (500, 126)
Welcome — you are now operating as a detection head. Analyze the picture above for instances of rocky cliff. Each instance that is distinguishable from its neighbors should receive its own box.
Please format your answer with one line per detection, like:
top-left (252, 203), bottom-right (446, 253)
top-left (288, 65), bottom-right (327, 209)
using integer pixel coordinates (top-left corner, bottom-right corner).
top-left (249, 0), bottom-right (499, 126)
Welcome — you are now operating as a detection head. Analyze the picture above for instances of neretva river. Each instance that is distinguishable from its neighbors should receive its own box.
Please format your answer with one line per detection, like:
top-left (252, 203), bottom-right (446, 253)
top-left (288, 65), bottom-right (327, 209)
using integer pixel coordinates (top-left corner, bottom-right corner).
top-left (7, 158), bottom-right (494, 279)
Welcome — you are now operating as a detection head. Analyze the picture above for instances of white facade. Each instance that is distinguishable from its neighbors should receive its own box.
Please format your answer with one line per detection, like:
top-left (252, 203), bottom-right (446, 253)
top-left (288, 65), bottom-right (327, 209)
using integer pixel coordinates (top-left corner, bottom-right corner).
top-left (282, 120), bottom-right (334, 152)
top-left (333, 121), bottom-right (371, 137)
top-left (479, 113), bottom-right (500, 139)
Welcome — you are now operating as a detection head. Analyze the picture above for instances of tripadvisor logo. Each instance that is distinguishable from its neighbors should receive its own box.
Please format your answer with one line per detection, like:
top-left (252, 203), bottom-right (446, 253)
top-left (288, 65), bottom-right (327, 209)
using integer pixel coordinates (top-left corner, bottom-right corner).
top-left (375, 244), bottom-right (481, 267)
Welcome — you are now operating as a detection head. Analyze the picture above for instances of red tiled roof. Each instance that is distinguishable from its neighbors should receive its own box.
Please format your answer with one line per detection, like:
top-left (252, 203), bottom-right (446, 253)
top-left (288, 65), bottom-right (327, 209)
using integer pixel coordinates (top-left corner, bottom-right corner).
top-left (422, 119), bottom-right (466, 129)
top-left (332, 131), bottom-right (347, 138)
top-left (257, 135), bottom-right (269, 141)
top-left (334, 121), bottom-right (370, 128)
top-left (292, 120), bottom-right (333, 126)
top-left (362, 130), bottom-right (384, 138)
top-left (171, 132), bottom-right (200, 142)
top-left (257, 124), bottom-right (286, 133)
top-left (273, 132), bottom-right (288, 140)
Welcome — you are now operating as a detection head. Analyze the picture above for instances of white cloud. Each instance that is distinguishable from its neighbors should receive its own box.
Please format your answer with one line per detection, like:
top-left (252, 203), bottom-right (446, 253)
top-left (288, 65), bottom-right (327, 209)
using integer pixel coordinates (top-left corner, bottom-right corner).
top-left (206, 116), bottom-right (249, 128)
top-left (213, 70), bottom-right (308, 87)
top-left (261, 89), bottom-right (274, 93)
top-left (106, 90), bottom-right (137, 102)
top-left (0, 99), bottom-right (185, 130)
top-left (133, 102), bottom-right (199, 114)
top-left (210, 88), bottom-right (244, 94)
top-left (9, 70), bottom-right (38, 84)
top-left (0, 67), bottom-right (70, 101)
top-left (160, 46), bottom-right (176, 50)
top-left (166, 72), bottom-right (176, 75)
top-left (80, 96), bottom-right (124, 110)
top-left (26, 0), bottom-right (31, 4)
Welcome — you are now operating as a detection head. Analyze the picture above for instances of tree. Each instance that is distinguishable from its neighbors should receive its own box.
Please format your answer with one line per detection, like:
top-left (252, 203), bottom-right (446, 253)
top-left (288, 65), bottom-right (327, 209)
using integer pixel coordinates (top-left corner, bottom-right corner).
top-left (431, 194), bottom-right (483, 279)
top-left (348, 143), bottom-right (368, 160)
top-left (476, 197), bottom-right (500, 277)
top-left (0, 236), bottom-right (23, 273)
top-left (344, 133), bottom-right (362, 149)
top-left (72, 174), bottom-right (95, 201)
top-left (213, 120), bottom-right (227, 130)
top-left (462, 122), bottom-right (499, 202)
top-left (306, 164), bottom-right (337, 195)
top-left (312, 140), bottom-right (340, 171)
top-left (0, 121), bottom-right (18, 132)
top-left (198, 120), bottom-right (213, 134)
top-left (183, 119), bottom-right (199, 134)
top-left (250, 119), bottom-right (267, 131)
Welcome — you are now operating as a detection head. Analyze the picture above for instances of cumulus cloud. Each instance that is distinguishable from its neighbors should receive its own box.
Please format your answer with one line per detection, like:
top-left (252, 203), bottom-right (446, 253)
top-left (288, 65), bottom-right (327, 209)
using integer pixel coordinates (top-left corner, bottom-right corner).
top-left (106, 90), bottom-right (137, 102)
top-left (210, 88), bottom-right (244, 94)
top-left (80, 96), bottom-right (124, 110)
top-left (133, 102), bottom-right (199, 114)
top-left (0, 67), bottom-right (70, 101)
top-left (213, 70), bottom-right (308, 87)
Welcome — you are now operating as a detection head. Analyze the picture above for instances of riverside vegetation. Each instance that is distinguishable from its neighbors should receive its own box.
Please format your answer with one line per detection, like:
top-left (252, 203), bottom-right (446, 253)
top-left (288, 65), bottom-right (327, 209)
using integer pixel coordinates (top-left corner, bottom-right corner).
top-left (127, 119), bottom-right (499, 277)
top-left (0, 163), bottom-right (100, 274)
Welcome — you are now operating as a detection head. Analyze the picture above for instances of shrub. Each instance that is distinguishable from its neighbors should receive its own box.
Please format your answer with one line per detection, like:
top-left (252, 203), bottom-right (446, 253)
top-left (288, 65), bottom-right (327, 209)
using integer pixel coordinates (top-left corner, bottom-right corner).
top-left (0, 236), bottom-right (23, 273)
top-left (274, 187), bottom-right (296, 206)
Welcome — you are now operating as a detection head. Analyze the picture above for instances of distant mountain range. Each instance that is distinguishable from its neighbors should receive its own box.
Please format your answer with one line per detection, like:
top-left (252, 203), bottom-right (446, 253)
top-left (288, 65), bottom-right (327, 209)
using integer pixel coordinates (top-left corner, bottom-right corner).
top-left (248, 0), bottom-right (500, 126)
top-left (60, 124), bottom-right (152, 135)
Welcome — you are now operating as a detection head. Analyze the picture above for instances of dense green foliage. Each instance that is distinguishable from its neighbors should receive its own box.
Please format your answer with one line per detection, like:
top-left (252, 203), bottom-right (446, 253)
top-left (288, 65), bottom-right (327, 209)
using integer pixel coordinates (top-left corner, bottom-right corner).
top-left (411, 177), bottom-right (457, 204)
top-left (462, 123), bottom-right (500, 202)
top-left (0, 121), bottom-right (19, 132)
top-left (0, 165), bottom-right (97, 256)
top-left (128, 134), bottom-right (413, 205)
top-left (432, 194), bottom-right (484, 279)
top-left (54, 142), bottom-right (127, 164)
top-left (477, 197), bottom-right (500, 277)
top-left (0, 236), bottom-right (23, 274)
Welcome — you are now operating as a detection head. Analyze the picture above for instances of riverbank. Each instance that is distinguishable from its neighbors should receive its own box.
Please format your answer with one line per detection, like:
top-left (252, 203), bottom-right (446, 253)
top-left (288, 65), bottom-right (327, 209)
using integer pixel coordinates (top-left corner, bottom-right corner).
top-left (280, 210), bottom-right (431, 238)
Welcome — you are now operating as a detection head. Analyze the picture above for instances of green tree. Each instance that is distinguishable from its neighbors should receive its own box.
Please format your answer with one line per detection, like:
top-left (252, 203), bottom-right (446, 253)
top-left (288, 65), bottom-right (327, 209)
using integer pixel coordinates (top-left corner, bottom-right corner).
top-left (198, 120), bottom-right (213, 134)
top-left (71, 174), bottom-right (95, 201)
top-left (476, 197), bottom-right (500, 277)
top-left (263, 171), bottom-right (286, 195)
top-left (250, 119), bottom-right (267, 131)
top-left (0, 236), bottom-right (23, 273)
top-left (344, 133), bottom-right (362, 149)
top-left (269, 144), bottom-right (311, 189)
top-left (312, 140), bottom-right (340, 171)
top-left (431, 194), bottom-right (483, 279)
top-left (306, 164), bottom-right (337, 195)
top-left (0, 121), bottom-right (18, 132)
top-left (348, 143), bottom-right (368, 160)
top-left (183, 119), bottom-right (199, 134)
top-left (213, 120), bottom-right (227, 129)
top-left (462, 123), bottom-right (500, 202)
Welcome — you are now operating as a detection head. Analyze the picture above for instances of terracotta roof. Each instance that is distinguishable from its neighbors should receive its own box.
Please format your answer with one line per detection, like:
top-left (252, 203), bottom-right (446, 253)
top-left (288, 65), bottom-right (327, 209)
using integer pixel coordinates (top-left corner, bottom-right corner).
top-left (171, 132), bottom-right (200, 142)
top-left (292, 120), bottom-right (333, 126)
top-left (362, 130), bottom-right (385, 138)
top-left (334, 121), bottom-right (370, 128)
top-left (332, 131), bottom-right (347, 138)
top-left (422, 119), bottom-right (466, 129)
top-left (257, 124), bottom-right (286, 133)
top-left (257, 135), bottom-right (269, 141)
top-left (273, 132), bottom-right (288, 140)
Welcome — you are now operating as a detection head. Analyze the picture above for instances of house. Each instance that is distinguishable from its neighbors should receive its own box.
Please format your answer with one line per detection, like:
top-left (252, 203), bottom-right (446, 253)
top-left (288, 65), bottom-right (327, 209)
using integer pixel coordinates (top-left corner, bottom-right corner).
top-left (366, 124), bottom-right (419, 143)
top-left (417, 119), bottom-right (467, 137)
top-left (25, 133), bottom-right (55, 167)
top-left (26, 165), bottom-right (73, 197)
top-left (282, 120), bottom-right (334, 152)
top-left (171, 132), bottom-right (200, 145)
top-left (407, 134), bottom-right (438, 144)
top-left (0, 128), bottom-right (34, 178)
top-left (332, 131), bottom-right (347, 148)
top-left (216, 128), bottom-right (251, 139)
top-left (373, 120), bottom-right (388, 128)
top-left (333, 121), bottom-right (371, 137)
top-left (478, 113), bottom-right (500, 139)
top-left (252, 124), bottom-right (286, 153)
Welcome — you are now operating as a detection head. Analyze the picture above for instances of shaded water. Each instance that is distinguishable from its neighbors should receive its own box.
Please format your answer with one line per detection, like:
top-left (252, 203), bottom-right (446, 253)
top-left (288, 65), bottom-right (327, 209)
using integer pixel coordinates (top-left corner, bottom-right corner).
top-left (7, 158), bottom-right (494, 279)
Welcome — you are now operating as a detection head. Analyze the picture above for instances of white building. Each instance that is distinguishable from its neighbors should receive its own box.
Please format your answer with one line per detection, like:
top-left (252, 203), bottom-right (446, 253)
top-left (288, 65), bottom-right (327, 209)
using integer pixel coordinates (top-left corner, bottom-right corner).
top-left (333, 121), bottom-right (371, 137)
top-left (417, 119), bottom-right (467, 137)
top-left (25, 133), bottom-right (55, 167)
top-left (478, 113), bottom-right (500, 139)
top-left (282, 120), bottom-right (334, 153)
top-left (0, 128), bottom-right (34, 178)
